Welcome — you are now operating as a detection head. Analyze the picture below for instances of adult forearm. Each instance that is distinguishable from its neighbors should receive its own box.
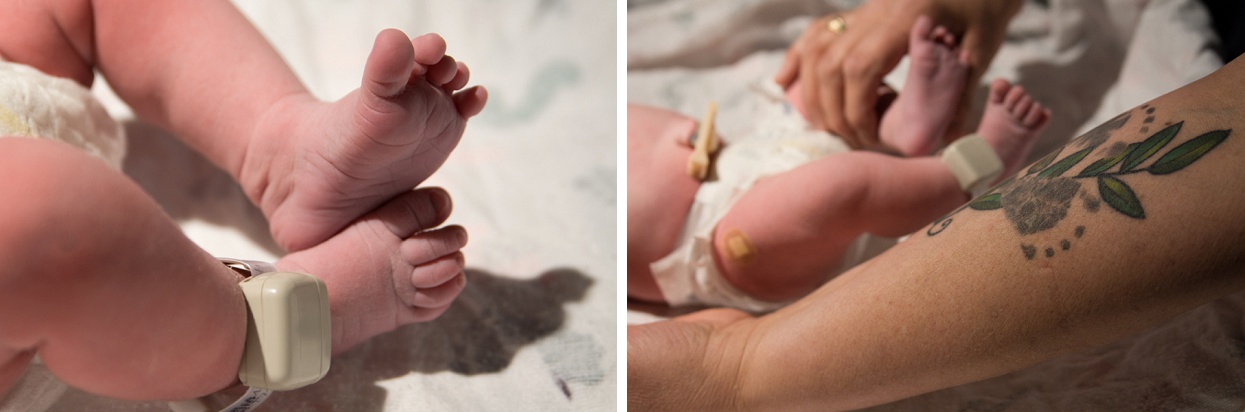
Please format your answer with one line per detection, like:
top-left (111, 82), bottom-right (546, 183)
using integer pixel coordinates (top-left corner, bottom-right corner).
top-left (737, 57), bottom-right (1245, 411)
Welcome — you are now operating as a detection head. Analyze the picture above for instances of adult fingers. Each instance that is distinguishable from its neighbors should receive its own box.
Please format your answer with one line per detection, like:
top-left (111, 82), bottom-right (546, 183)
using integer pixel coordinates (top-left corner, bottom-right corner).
top-left (839, 32), bottom-right (904, 149)
top-left (775, 19), bottom-right (817, 87)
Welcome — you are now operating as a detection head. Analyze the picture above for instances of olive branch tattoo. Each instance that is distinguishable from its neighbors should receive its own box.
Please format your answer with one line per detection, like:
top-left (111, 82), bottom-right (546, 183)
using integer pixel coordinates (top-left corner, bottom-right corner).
top-left (927, 120), bottom-right (1231, 241)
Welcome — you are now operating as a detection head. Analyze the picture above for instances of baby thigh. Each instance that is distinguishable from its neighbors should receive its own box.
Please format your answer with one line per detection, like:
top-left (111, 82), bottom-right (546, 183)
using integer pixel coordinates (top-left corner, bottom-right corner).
top-left (0, 138), bottom-right (246, 400)
top-left (711, 153), bottom-right (964, 303)
top-left (627, 105), bottom-right (700, 302)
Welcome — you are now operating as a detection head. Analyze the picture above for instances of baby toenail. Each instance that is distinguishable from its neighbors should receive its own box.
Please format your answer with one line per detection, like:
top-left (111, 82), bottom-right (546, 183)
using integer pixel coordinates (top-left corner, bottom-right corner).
top-left (431, 189), bottom-right (452, 213)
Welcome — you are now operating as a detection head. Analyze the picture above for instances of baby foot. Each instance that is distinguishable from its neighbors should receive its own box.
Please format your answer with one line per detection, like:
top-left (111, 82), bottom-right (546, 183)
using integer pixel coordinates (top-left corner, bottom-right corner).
top-left (976, 78), bottom-right (1050, 180)
top-left (275, 187), bottom-right (468, 353)
top-left (247, 29), bottom-right (488, 252)
top-left (878, 15), bottom-right (970, 156)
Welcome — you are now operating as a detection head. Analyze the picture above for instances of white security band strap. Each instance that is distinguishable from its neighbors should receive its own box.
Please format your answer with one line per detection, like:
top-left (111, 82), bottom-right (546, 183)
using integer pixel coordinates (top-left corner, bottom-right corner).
top-left (219, 258), bottom-right (278, 412)
top-left (940, 134), bottom-right (1003, 194)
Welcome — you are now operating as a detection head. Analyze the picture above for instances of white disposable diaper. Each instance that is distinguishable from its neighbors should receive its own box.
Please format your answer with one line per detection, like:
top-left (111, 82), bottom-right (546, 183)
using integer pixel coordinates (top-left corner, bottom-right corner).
top-left (0, 57), bottom-right (126, 170)
top-left (648, 100), bottom-right (872, 313)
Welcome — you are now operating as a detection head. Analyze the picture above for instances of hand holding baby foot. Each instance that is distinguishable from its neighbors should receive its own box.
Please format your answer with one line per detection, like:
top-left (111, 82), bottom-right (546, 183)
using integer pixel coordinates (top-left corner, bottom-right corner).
top-left (276, 187), bottom-right (468, 353)
top-left (247, 29), bottom-right (488, 252)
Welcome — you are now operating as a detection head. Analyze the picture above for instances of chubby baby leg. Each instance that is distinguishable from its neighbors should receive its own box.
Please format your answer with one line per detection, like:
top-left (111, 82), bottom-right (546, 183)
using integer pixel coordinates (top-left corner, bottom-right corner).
top-left (0, 139), bottom-right (248, 400)
top-left (627, 104), bottom-right (702, 303)
top-left (711, 153), bottom-right (967, 303)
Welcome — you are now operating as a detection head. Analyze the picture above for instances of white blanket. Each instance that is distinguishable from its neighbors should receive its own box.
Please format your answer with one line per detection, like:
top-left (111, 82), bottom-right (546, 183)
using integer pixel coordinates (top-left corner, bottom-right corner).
top-left (629, 0), bottom-right (1245, 409)
top-left (1, 1), bottom-right (616, 411)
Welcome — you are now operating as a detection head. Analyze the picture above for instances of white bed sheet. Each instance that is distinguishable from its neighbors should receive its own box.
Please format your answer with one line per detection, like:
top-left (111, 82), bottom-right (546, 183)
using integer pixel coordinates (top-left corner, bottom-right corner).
top-left (1, 1), bottom-right (616, 411)
top-left (628, 0), bottom-right (1245, 409)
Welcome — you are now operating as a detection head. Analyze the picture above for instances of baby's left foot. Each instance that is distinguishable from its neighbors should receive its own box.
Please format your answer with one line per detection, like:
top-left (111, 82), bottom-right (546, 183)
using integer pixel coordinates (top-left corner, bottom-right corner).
top-left (245, 29), bottom-right (488, 251)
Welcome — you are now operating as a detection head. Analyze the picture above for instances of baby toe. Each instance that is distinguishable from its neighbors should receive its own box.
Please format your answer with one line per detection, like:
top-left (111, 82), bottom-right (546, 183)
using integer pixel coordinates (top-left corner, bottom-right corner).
top-left (1013, 95), bottom-right (1034, 119)
top-left (1003, 84), bottom-right (1026, 110)
top-left (988, 78), bottom-right (1011, 104)
top-left (444, 62), bottom-right (471, 91)
top-left (401, 225), bottom-right (468, 265)
top-left (376, 188), bottom-right (453, 238)
top-left (411, 251), bottom-right (465, 288)
top-left (411, 271), bottom-right (467, 308)
top-left (425, 55), bottom-right (459, 86)
top-left (410, 33), bottom-right (449, 66)
top-left (453, 86), bottom-right (489, 118)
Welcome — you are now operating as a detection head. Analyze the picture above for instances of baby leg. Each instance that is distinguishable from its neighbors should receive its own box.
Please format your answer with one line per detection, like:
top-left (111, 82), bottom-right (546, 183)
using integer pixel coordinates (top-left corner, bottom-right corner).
top-left (0, 139), bottom-right (466, 401)
top-left (711, 153), bottom-right (968, 302)
top-left (0, 139), bottom-right (249, 400)
top-left (627, 104), bottom-right (702, 303)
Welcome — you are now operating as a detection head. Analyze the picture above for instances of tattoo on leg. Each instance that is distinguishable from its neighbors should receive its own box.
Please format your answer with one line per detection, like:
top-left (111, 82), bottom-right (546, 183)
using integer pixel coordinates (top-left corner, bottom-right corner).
top-left (926, 106), bottom-right (1232, 259)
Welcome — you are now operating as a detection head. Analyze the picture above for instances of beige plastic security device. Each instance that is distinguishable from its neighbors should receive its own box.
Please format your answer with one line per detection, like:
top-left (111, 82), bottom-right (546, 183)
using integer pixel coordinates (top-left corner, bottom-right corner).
top-left (940, 133), bottom-right (1003, 194)
top-left (223, 259), bottom-right (331, 392)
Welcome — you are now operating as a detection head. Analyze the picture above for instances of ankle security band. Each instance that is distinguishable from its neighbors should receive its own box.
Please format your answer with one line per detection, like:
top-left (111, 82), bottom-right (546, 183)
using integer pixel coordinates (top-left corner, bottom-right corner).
top-left (218, 258), bottom-right (331, 411)
top-left (940, 134), bottom-right (1003, 194)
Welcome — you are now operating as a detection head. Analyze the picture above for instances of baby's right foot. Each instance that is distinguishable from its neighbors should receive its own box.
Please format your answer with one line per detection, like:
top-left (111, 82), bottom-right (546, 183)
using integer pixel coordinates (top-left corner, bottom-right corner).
top-left (878, 15), bottom-right (970, 156)
top-left (275, 187), bottom-right (468, 353)
top-left (246, 30), bottom-right (487, 252)
top-left (976, 78), bottom-right (1050, 180)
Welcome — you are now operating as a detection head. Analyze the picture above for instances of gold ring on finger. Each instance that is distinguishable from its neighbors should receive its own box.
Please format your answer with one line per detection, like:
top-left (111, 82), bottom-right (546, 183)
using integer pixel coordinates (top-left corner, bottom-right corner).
top-left (826, 15), bottom-right (846, 34)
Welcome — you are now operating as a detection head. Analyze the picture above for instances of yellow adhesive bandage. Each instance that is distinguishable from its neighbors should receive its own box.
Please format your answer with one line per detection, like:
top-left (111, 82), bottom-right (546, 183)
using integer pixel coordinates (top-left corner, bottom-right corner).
top-left (687, 101), bottom-right (720, 181)
top-left (722, 228), bottom-right (758, 264)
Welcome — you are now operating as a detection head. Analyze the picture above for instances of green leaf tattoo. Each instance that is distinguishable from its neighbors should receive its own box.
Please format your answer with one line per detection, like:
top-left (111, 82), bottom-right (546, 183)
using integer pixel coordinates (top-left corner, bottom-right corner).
top-left (1075, 145), bottom-right (1131, 178)
top-left (1027, 151), bottom-right (1058, 175)
top-left (1149, 129), bottom-right (1231, 175)
top-left (1098, 175), bottom-right (1144, 218)
top-left (1037, 146), bottom-right (1094, 178)
top-left (1120, 122), bottom-right (1181, 171)
top-left (969, 193), bottom-right (1003, 211)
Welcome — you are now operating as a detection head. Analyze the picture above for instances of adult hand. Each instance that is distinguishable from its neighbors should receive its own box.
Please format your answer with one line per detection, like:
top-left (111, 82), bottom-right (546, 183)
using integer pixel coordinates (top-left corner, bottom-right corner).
top-left (774, 0), bottom-right (1022, 150)
top-left (627, 308), bottom-right (756, 411)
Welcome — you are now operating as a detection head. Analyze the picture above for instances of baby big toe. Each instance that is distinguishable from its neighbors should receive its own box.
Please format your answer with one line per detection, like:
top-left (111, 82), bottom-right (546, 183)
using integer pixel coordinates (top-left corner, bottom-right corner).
top-left (376, 188), bottom-right (453, 238)
top-left (365, 29), bottom-right (418, 98)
